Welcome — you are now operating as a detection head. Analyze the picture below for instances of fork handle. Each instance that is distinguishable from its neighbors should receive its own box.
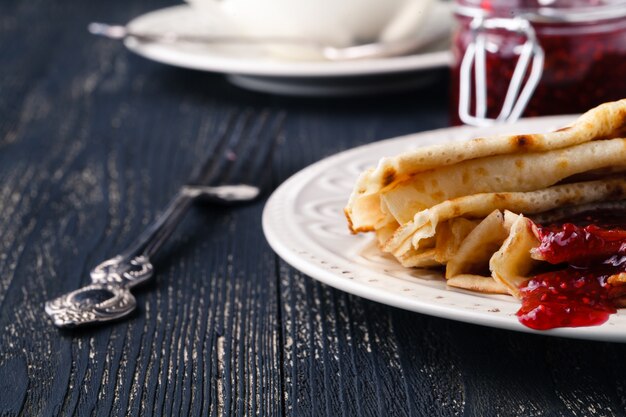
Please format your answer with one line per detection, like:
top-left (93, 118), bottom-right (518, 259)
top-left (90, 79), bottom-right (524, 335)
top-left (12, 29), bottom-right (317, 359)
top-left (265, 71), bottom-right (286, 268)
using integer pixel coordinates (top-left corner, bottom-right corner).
top-left (44, 191), bottom-right (194, 328)
top-left (44, 184), bottom-right (260, 328)
top-left (119, 190), bottom-right (193, 262)
top-left (102, 182), bottom-right (261, 265)
top-left (93, 183), bottom-right (259, 286)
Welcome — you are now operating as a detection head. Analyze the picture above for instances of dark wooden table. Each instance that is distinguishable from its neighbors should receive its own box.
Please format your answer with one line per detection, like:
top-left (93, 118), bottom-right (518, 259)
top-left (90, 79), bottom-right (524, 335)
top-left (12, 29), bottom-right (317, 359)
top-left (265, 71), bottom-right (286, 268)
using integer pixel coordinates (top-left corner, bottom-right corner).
top-left (2, 0), bottom-right (626, 416)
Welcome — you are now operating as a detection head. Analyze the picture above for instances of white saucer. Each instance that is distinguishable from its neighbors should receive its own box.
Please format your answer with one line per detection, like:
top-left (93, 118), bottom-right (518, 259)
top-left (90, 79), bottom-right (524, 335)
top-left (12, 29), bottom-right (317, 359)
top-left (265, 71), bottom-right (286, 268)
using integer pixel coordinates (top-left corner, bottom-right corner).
top-left (124, 3), bottom-right (453, 95)
top-left (226, 71), bottom-right (442, 97)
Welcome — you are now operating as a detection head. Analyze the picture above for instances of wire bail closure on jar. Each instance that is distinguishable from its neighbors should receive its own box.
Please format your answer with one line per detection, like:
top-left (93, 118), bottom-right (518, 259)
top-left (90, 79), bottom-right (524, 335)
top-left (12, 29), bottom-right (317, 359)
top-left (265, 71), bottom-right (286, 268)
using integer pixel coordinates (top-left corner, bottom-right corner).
top-left (458, 16), bottom-right (545, 127)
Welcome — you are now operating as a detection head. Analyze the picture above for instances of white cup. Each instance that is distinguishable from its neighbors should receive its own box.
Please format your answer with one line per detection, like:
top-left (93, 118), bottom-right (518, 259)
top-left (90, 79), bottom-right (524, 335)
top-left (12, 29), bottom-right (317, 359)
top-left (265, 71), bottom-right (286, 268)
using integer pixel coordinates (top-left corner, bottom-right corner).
top-left (186, 0), bottom-right (434, 58)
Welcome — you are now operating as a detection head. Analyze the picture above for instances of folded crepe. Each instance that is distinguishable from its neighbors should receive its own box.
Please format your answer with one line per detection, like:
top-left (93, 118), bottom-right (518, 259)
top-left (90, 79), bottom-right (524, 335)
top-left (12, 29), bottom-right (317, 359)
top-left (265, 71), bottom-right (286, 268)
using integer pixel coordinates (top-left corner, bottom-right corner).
top-left (386, 178), bottom-right (626, 260)
top-left (345, 99), bottom-right (626, 234)
top-left (345, 99), bottom-right (626, 296)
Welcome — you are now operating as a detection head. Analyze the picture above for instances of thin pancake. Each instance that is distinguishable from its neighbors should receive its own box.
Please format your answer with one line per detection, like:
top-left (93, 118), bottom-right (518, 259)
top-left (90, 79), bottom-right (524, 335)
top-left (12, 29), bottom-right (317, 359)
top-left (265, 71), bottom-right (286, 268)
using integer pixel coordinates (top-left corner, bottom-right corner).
top-left (346, 99), bottom-right (626, 232)
top-left (384, 178), bottom-right (626, 258)
top-left (382, 138), bottom-right (626, 225)
top-left (490, 216), bottom-right (541, 298)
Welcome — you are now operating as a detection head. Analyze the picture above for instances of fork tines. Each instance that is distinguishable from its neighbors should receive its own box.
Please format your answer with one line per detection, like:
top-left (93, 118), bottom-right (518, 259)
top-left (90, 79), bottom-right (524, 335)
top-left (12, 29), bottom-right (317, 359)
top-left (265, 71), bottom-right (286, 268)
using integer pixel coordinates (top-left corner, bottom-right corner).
top-left (188, 109), bottom-right (283, 192)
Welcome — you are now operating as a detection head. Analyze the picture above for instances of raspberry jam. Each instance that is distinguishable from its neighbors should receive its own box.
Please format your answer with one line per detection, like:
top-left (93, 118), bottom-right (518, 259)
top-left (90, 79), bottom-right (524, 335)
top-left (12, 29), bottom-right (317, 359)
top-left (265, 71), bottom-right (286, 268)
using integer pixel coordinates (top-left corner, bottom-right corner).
top-left (517, 263), bottom-right (618, 330)
top-left (517, 212), bottom-right (626, 330)
top-left (533, 224), bottom-right (626, 265)
top-left (451, 0), bottom-right (626, 125)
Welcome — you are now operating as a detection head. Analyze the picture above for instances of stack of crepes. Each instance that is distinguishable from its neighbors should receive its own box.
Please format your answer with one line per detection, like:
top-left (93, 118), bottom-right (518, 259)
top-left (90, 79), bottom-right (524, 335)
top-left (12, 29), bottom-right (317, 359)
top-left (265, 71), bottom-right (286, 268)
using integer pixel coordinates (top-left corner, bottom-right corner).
top-left (345, 99), bottom-right (626, 297)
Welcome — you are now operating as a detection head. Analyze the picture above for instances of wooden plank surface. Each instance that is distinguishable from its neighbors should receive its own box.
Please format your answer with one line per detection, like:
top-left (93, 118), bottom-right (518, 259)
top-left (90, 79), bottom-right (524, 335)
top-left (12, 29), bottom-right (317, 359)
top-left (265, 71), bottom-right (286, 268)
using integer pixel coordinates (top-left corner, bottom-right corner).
top-left (2, 0), bottom-right (626, 416)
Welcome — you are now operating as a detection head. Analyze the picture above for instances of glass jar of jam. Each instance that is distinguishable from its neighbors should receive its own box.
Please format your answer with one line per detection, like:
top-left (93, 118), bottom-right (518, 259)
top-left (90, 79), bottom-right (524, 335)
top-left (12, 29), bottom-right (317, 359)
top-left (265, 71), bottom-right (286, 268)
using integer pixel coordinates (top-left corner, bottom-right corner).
top-left (451, 0), bottom-right (626, 126)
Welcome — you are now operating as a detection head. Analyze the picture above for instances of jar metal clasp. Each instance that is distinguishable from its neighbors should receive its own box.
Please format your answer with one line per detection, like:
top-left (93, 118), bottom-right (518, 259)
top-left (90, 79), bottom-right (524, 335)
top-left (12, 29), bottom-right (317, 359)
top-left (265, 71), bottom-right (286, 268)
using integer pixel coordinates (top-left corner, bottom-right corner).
top-left (458, 15), bottom-right (545, 127)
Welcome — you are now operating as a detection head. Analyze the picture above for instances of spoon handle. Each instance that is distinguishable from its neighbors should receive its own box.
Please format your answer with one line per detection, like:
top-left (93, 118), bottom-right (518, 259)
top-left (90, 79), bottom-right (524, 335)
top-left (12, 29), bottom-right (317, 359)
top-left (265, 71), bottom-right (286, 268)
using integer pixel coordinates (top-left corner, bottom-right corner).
top-left (87, 21), bottom-right (448, 61)
top-left (88, 22), bottom-right (325, 48)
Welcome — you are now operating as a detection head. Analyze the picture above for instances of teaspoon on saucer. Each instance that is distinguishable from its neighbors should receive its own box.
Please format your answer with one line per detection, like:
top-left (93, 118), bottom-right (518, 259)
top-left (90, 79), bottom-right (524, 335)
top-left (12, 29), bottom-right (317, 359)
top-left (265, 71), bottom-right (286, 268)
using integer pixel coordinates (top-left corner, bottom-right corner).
top-left (88, 22), bottom-right (448, 61)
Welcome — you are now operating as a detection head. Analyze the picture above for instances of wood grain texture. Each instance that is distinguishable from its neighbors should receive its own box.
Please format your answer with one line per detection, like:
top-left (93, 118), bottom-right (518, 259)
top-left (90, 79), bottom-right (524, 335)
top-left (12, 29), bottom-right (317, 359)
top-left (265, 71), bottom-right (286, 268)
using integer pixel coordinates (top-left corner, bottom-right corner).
top-left (3, 0), bottom-right (626, 416)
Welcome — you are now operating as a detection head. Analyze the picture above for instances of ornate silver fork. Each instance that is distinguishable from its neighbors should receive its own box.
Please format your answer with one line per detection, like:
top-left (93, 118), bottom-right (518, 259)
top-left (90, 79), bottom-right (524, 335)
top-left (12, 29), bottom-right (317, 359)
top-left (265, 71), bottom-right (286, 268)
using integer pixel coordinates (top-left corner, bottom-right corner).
top-left (45, 112), bottom-right (279, 328)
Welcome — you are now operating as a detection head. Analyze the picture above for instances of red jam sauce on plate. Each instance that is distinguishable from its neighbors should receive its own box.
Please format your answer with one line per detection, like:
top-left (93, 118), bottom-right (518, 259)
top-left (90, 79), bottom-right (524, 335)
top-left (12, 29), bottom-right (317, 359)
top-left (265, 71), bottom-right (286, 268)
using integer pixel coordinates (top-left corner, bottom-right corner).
top-left (517, 209), bottom-right (626, 330)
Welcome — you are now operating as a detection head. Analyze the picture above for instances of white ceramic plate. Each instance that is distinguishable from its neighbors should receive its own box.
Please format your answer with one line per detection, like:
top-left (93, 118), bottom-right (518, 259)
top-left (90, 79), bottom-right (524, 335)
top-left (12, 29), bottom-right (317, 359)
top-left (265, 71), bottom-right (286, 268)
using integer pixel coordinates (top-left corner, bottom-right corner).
top-left (263, 116), bottom-right (626, 342)
top-left (124, 4), bottom-right (452, 95)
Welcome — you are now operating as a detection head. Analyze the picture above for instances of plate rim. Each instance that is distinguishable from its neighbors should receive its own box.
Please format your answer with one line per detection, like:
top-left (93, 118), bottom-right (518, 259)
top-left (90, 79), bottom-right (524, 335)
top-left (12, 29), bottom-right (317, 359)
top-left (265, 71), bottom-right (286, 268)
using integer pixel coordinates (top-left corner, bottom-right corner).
top-left (124, 4), bottom-right (453, 78)
top-left (262, 116), bottom-right (626, 343)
